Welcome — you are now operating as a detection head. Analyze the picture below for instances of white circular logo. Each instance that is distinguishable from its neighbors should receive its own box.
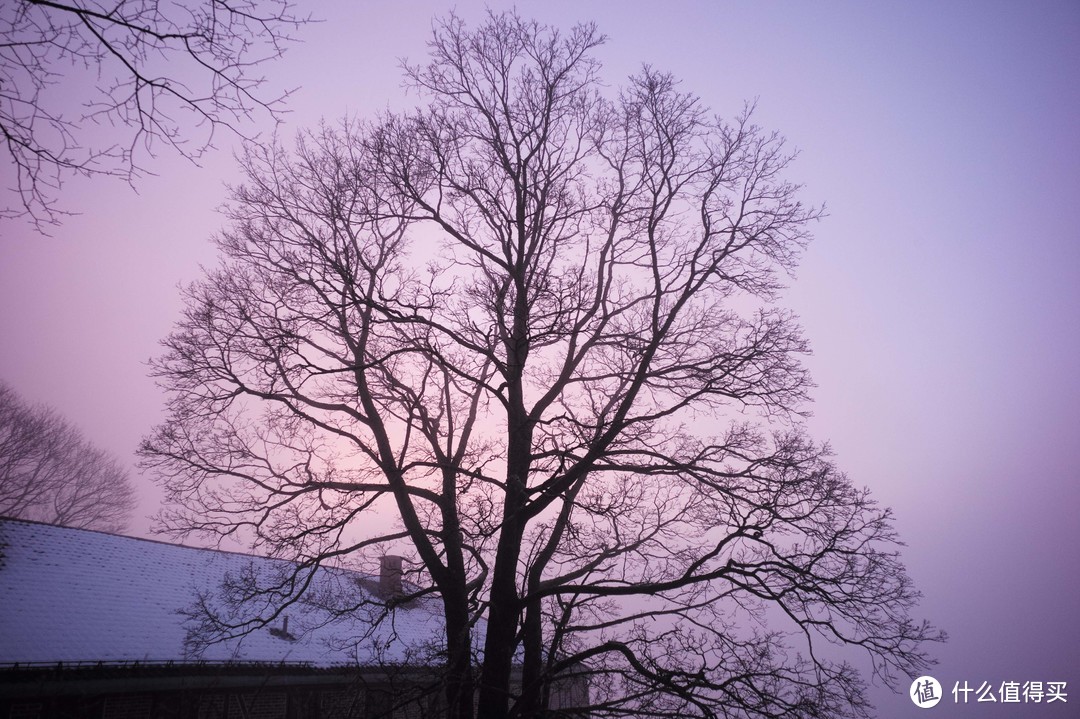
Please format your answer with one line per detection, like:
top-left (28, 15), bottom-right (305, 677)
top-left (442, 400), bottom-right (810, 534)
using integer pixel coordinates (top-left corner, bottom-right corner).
top-left (910, 676), bottom-right (943, 708)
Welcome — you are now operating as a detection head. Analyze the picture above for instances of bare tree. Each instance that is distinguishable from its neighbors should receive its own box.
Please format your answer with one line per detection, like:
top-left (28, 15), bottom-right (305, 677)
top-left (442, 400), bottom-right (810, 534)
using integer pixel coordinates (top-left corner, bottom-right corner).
top-left (141, 12), bottom-right (942, 719)
top-left (0, 0), bottom-right (307, 229)
top-left (0, 381), bottom-right (136, 532)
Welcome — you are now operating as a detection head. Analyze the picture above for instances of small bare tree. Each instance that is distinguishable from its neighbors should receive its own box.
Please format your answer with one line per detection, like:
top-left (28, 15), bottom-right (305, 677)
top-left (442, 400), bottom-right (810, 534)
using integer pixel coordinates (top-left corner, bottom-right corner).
top-left (0, 381), bottom-right (136, 532)
top-left (0, 0), bottom-right (307, 229)
top-left (142, 12), bottom-right (941, 719)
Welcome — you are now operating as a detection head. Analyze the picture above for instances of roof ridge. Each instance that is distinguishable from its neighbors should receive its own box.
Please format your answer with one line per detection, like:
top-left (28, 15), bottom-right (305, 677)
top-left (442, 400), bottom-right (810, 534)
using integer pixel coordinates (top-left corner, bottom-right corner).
top-left (0, 516), bottom-right (368, 572)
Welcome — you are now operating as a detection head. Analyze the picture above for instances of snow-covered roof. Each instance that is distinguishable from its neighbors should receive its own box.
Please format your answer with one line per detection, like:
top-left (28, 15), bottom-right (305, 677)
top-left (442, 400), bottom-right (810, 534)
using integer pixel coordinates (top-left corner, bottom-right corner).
top-left (0, 518), bottom-right (445, 668)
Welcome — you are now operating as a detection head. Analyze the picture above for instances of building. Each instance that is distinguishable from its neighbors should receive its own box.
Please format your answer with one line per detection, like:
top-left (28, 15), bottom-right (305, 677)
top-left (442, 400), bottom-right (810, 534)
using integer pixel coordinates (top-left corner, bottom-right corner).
top-left (0, 517), bottom-right (450, 718)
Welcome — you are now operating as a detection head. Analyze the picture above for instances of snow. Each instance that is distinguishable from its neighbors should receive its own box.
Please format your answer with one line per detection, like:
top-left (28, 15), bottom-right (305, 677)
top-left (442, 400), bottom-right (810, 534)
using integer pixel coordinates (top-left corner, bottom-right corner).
top-left (0, 518), bottom-right (446, 667)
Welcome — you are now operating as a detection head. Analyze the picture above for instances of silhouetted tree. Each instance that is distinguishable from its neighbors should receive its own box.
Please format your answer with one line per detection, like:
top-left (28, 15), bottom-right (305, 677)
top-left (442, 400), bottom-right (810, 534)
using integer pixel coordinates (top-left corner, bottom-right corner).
top-left (0, 381), bottom-right (135, 532)
top-left (141, 12), bottom-right (941, 719)
top-left (1, 0), bottom-right (307, 229)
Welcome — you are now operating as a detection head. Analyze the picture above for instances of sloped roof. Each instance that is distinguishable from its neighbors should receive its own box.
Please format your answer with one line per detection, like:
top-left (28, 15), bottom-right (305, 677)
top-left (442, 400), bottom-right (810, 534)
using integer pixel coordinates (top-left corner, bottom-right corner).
top-left (0, 518), bottom-right (444, 668)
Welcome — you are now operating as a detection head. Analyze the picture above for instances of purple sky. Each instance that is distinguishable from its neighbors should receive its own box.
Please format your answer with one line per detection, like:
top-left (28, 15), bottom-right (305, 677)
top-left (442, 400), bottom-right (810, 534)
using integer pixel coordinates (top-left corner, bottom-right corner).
top-left (2, 1), bottom-right (1077, 715)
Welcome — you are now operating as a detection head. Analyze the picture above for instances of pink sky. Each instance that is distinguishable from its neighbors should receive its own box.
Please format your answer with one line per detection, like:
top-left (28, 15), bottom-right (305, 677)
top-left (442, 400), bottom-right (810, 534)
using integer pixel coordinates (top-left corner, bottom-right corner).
top-left (2, 1), bottom-right (1078, 715)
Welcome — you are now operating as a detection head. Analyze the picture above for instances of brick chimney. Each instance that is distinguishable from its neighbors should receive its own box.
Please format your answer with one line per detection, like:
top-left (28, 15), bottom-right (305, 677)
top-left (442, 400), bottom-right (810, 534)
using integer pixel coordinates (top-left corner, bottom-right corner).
top-left (379, 555), bottom-right (404, 599)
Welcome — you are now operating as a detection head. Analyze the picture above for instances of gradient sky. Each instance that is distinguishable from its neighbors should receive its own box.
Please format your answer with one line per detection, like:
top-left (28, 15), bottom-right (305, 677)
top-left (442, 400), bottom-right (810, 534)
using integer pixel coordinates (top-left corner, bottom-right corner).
top-left (2, 2), bottom-right (1077, 716)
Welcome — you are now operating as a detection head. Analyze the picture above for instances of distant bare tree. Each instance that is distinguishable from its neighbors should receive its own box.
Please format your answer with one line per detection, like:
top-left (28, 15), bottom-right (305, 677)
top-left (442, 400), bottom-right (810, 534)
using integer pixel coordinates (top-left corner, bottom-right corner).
top-left (0, 0), bottom-right (308, 230)
top-left (142, 12), bottom-right (942, 719)
top-left (0, 381), bottom-right (135, 532)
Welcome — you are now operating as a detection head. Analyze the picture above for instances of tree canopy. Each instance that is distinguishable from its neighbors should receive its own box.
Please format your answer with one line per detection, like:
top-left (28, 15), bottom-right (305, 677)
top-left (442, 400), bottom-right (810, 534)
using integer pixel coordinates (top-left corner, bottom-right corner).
top-left (1, 0), bottom-right (306, 229)
top-left (142, 12), bottom-right (941, 719)
top-left (1, 381), bottom-right (136, 532)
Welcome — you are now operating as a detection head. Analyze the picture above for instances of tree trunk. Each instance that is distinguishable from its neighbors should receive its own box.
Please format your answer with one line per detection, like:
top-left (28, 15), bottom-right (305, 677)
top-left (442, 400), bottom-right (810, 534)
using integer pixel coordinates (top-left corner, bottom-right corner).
top-left (443, 587), bottom-right (476, 719)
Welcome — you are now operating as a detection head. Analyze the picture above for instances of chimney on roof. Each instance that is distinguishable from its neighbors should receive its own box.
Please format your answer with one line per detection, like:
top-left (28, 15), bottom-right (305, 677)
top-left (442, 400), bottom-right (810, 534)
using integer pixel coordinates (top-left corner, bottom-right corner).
top-left (380, 555), bottom-right (404, 599)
